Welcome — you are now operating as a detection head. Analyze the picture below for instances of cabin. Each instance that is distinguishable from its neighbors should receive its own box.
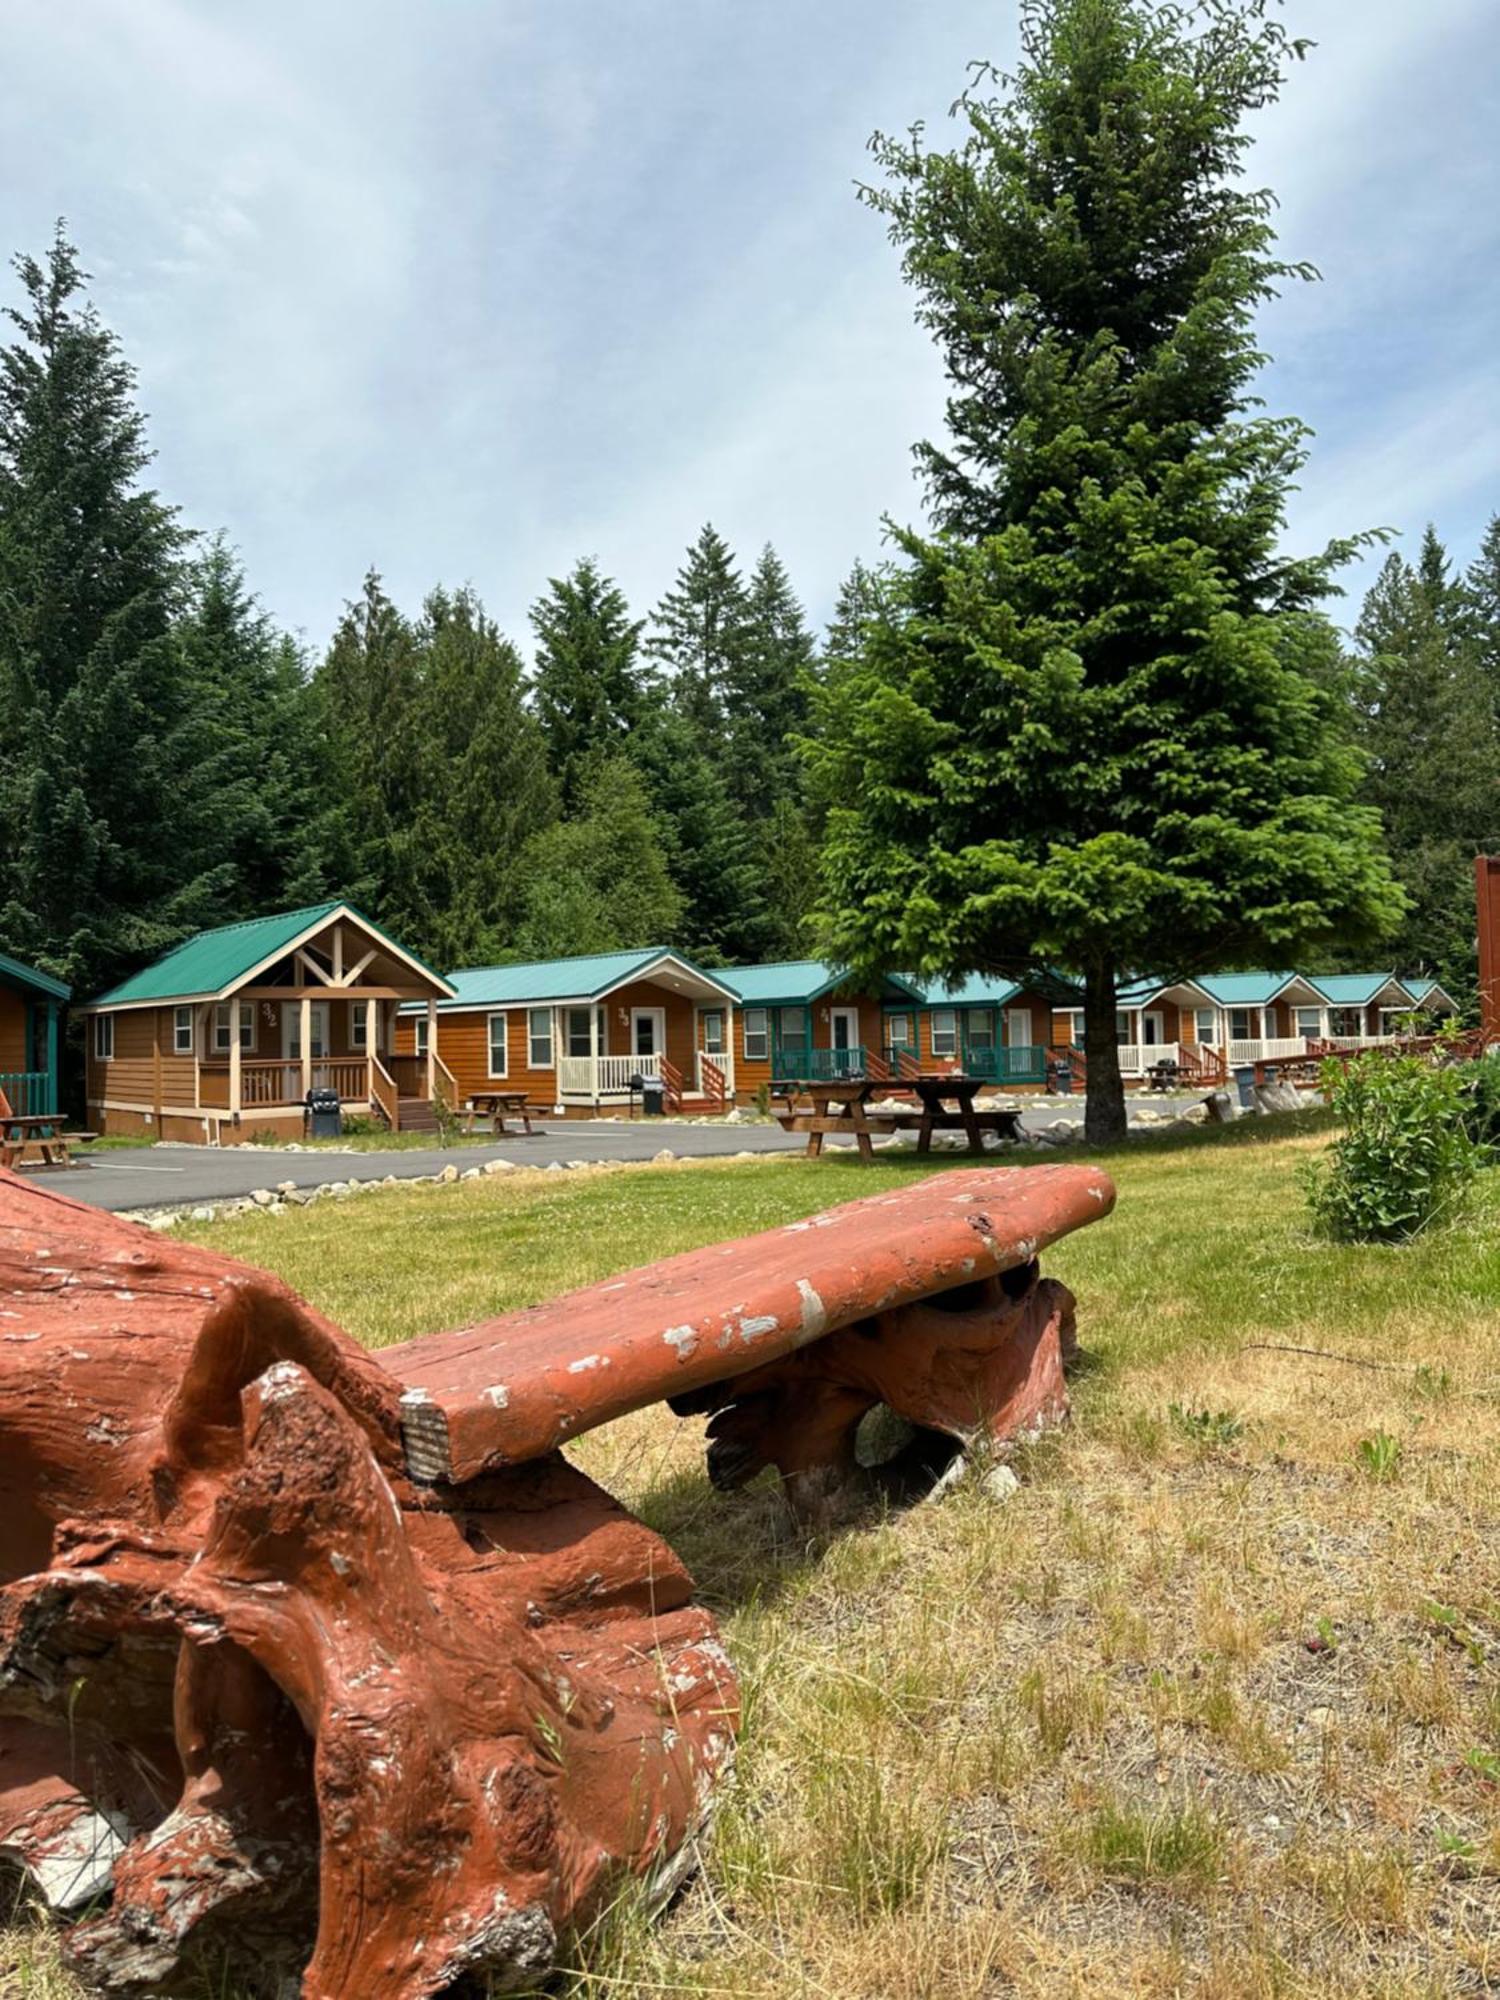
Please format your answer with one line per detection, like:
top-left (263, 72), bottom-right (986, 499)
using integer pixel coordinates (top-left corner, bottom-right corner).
top-left (914, 976), bottom-right (1065, 1083)
top-left (720, 961), bottom-right (927, 1098)
top-left (1049, 978), bottom-right (1229, 1081)
top-left (395, 949), bottom-right (742, 1115)
top-left (0, 948), bottom-right (69, 1116)
top-left (1407, 980), bottom-right (1460, 1022)
top-left (1305, 974), bottom-right (1417, 1047)
top-left (82, 903), bottom-right (454, 1144)
top-left (1186, 973), bottom-right (1341, 1065)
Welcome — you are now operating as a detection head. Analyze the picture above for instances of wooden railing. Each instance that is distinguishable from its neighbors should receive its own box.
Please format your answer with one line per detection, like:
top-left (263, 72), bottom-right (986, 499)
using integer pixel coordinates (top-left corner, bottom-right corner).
top-left (699, 1054), bottom-right (729, 1111)
top-left (199, 1058), bottom-right (372, 1110)
top-left (0, 1071), bottom-right (53, 1117)
top-left (660, 1056), bottom-right (685, 1113)
top-left (386, 1055), bottom-right (430, 1098)
top-left (370, 1056), bottom-right (400, 1131)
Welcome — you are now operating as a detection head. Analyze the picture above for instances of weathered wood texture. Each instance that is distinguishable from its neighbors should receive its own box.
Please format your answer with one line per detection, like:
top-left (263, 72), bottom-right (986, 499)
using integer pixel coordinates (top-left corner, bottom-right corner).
top-left (0, 1171), bottom-right (734, 1998)
top-left (388, 1164), bottom-right (1115, 1488)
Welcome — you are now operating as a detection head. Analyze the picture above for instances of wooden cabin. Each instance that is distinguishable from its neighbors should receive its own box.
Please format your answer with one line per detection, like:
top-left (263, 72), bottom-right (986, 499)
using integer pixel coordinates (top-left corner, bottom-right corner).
top-left (720, 961), bottom-right (927, 1099)
top-left (913, 976), bottom-right (1063, 1083)
top-left (0, 948), bottom-right (69, 1116)
top-left (81, 903), bottom-right (454, 1144)
top-left (1300, 974), bottom-right (1416, 1048)
top-left (395, 949), bottom-right (742, 1115)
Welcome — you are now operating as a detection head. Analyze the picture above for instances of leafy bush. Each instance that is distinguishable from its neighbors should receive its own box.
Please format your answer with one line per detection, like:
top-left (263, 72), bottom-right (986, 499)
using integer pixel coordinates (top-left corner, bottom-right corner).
top-left (1460, 1049), bottom-right (1500, 1153)
top-left (1303, 1052), bottom-right (1479, 1244)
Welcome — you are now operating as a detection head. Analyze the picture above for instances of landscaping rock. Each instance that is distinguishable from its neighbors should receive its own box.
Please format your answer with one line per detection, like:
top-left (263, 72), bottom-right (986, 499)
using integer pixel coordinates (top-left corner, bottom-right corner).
top-left (251, 1188), bottom-right (275, 1208)
top-left (439, 1165), bottom-right (459, 1184)
top-left (983, 1464), bottom-right (1022, 1504)
top-left (653, 1149), bottom-right (676, 1164)
top-left (483, 1159), bottom-right (517, 1175)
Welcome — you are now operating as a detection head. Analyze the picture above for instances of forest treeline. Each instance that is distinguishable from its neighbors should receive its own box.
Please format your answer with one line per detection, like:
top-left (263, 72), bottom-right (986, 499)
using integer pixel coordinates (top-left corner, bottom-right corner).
top-left (0, 227), bottom-right (1497, 1006)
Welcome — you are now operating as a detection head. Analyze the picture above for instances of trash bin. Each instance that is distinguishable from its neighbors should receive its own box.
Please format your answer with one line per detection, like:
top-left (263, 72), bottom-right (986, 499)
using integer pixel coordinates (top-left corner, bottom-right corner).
top-left (1232, 1065), bottom-right (1255, 1110)
top-left (305, 1087), bottom-right (342, 1139)
top-left (639, 1076), bottom-right (666, 1118)
top-left (1049, 1059), bottom-right (1073, 1095)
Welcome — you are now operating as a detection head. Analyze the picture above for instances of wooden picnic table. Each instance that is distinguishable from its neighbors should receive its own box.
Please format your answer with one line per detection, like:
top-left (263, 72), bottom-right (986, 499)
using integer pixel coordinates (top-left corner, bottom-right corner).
top-left (772, 1076), bottom-right (897, 1163)
top-left (903, 1073), bottom-right (1024, 1155)
top-left (0, 1108), bottom-right (84, 1171)
top-left (462, 1090), bottom-right (536, 1135)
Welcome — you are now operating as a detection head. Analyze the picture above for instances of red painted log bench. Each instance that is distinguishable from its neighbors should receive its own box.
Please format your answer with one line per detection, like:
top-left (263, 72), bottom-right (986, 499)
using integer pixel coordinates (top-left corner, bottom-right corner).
top-left (0, 1158), bottom-right (1114, 1997)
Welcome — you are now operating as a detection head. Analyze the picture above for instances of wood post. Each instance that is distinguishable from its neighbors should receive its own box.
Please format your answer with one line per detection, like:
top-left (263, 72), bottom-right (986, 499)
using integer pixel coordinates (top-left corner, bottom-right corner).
top-left (425, 998), bottom-right (437, 1101)
top-left (365, 997), bottom-right (378, 1102)
top-left (300, 996), bottom-right (312, 1099)
top-left (229, 1016), bottom-right (242, 1118)
top-left (588, 1003), bottom-right (599, 1108)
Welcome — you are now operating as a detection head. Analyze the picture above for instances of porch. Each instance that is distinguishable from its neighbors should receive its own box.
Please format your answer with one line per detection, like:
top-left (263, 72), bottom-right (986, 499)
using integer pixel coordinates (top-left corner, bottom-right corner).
top-left (0, 1070), bottom-right (54, 1117)
top-left (555, 1047), bottom-right (735, 1111)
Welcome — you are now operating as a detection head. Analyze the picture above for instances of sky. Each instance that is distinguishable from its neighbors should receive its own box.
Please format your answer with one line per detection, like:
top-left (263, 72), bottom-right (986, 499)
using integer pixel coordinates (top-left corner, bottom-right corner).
top-left (3, 0), bottom-right (1497, 654)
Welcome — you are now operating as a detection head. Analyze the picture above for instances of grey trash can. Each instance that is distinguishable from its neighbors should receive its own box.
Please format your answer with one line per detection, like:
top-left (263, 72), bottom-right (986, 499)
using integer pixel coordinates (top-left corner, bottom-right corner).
top-left (1232, 1065), bottom-right (1255, 1110)
top-left (305, 1087), bottom-right (341, 1138)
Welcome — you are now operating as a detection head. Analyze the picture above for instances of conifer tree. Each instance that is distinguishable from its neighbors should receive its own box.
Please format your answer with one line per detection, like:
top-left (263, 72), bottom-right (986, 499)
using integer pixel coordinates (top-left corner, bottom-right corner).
top-left (631, 709), bottom-right (772, 963)
top-left (724, 544), bottom-right (817, 816)
top-left (0, 229), bottom-right (223, 996)
top-left (513, 754), bottom-right (682, 958)
top-left (529, 558), bottom-right (647, 809)
top-left (823, 558), bottom-right (894, 667)
top-left (1352, 532), bottom-right (1499, 999)
top-left (810, 0), bottom-right (1403, 1143)
top-left (644, 524), bottom-right (750, 739)
top-left (408, 585), bottom-right (556, 965)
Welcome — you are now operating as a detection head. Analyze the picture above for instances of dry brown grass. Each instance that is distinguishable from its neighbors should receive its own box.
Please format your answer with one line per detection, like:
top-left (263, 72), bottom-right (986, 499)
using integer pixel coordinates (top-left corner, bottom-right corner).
top-left (5, 1120), bottom-right (1500, 1996)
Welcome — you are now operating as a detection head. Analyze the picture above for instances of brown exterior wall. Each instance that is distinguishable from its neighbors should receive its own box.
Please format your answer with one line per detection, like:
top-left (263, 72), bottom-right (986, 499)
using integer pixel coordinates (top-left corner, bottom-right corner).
top-left (0, 988), bottom-right (28, 1074)
top-left (87, 1006), bottom-right (195, 1121)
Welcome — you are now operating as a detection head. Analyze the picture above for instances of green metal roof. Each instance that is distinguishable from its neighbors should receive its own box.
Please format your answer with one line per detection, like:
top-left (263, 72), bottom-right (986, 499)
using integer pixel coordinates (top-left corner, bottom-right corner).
top-left (419, 948), bottom-right (738, 1013)
top-left (91, 903), bottom-right (452, 1007)
top-left (920, 974), bottom-right (1023, 1009)
top-left (721, 960), bottom-right (926, 1006)
top-left (1310, 972), bottom-right (1413, 1008)
top-left (0, 947), bottom-right (69, 1003)
top-left (1196, 971), bottom-right (1317, 1007)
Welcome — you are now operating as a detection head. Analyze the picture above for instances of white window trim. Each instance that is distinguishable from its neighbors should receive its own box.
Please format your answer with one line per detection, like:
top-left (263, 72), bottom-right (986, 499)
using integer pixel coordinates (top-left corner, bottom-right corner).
top-left (213, 1001), bottom-right (254, 1054)
top-left (886, 1012), bottom-right (913, 1047)
top-left (776, 1006), bottom-right (808, 1052)
top-left (351, 1007), bottom-right (368, 1050)
top-left (528, 1007), bottom-right (554, 1069)
top-left (743, 1006), bottom-right (769, 1062)
top-left (699, 1006), bottom-right (726, 1056)
top-left (486, 1012), bottom-right (509, 1079)
top-left (930, 1008), bottom-right (958, 1057)
top-left (173, 1006), bottom-right (194, 1055)
top-left (95, 1015), bottom-right (114, 1060)
top-left (966, 1008), bottom-right (996, 1049)
top-left (414, 1016), bottom-right (429, 1056)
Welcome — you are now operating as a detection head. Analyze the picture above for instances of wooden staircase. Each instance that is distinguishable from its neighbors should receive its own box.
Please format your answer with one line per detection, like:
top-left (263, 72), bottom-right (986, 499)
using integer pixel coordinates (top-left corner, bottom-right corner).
top-left (398, 1097), bottom-right (441, 1135)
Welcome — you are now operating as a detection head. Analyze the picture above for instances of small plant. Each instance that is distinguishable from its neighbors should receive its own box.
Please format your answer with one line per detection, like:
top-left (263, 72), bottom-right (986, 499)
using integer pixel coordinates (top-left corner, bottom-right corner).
top-left (432, 1083), bottom-right (463, 1145)
top-left (1356, 1430), bottom-right (1403, 1480)
top-left (1167, 1403), bottom-right (1245, 1449)
top-left (1302, 1050), bottom-right (1479, 1243)
top-left (1412, 1363), bottom-right (1453, 1400)
top-left (1305, 1616), bottom-right (1339, 1656)
top-left (1074, 1798), bottom-right (1224, 1887)
top-left (753, 1081), bottom-right (772, 1117)
top-left (1459, 1046), bottom-right (1500, 1153)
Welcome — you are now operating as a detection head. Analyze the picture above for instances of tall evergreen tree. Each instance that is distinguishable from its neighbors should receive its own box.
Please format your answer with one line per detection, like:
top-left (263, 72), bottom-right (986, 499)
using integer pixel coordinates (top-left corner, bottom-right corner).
top-left (513, 754), bottom-right (681, 959)
top-left (1465, 512), bottom-right (1500, 716)
top-left (529, 558), bottom-right (648, 809)
top-left (1351, 532), bottom-right (1499, 999)
top-left (631, 710), bottom-right (772, 963)
top-left (823, 558), bottom-right (894, 667)
top-left (810, 0), bottom-right (1403, 1143)
top-left (723, 544), bottom-right (817, 816)
top-left (644, 524), bottom-right (750, 739)
top-left (407, 585), bottom-right (557, 965)
top-left (0, 230), bottom-right (225, 995)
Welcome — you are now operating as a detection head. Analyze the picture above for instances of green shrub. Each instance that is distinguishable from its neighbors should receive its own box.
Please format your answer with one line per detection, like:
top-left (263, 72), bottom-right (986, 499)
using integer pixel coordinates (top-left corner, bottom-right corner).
top-left (1460, 1048), bottom-right (1500, 1153)
top-left (1303, 1052), bottom-right (1479, 1244)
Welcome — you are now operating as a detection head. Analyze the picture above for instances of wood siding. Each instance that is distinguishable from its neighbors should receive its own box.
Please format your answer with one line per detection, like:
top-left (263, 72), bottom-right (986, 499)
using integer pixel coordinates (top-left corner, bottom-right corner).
top-left (0, 988), bottom-right (27, 1073)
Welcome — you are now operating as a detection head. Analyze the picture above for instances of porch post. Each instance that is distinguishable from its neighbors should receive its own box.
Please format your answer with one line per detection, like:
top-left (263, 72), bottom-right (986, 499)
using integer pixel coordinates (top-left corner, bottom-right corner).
top-left (425, 998), bottom-right (437, 1100)
top-left (44, 1003), bottom-right (59, 1114)
top-left (300, 996), bottom-right (312, 1098)
top-left (229, 1016), bottom-right (242, 1118)
top-left (589, 1001), bottom-right (600, 1107)
top-left (365, 997), bottom-right (378, 1101)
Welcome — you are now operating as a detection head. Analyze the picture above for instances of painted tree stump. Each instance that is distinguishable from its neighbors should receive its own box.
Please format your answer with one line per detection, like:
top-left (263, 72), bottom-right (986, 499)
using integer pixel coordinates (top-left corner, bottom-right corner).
top-left (0, 1159), bottom-right (1114, 1996)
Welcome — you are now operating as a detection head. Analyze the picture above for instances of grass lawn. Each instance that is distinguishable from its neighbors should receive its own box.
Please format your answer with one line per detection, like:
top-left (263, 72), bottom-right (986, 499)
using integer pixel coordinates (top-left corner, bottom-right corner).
top-left (8, 1116), bottom-right (1500, 1997)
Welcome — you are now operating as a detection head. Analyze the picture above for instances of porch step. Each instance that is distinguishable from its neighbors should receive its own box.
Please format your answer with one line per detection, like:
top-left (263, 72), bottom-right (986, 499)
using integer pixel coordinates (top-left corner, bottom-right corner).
top-left (398, 1097), bottom-right (441, 1134)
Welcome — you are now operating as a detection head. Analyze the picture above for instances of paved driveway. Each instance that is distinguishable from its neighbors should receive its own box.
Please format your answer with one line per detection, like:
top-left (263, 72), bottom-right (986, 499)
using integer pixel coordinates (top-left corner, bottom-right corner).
top-left (55, 1095), bottom-right (1206, 1213)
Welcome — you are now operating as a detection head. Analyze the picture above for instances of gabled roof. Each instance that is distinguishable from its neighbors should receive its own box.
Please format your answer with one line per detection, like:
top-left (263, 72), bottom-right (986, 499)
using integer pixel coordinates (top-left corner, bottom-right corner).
top-left (1116, 975), bottom-right (1218, 1010)
top-left (0, 946), bottom-right (69, 1003)
top-left (1407, 980), bottom-right (1459, 1013)
top-left (721, 960), bottom-right (926, 1006)
top-left (89, 903), bottom-right (452, 1009)
top-left (419, 948), bottom-right (738, 1013)
top-left (1196, 971), bottom-right (1324, 1008)
top-left (919, 974), bottom-right (1022, 1010)
top-left (1311, 973), bottom-right (1414, 1009)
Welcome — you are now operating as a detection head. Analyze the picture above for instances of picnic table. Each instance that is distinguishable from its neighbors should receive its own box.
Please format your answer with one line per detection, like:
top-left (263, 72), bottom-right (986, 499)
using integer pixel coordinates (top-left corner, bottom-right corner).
top-left (0, 1091), bottom-right (87, 1171)
top-left (773, 1072), bottom-right (1025, 1161)
top-left (461, 1090), bottom-right (536, 1135)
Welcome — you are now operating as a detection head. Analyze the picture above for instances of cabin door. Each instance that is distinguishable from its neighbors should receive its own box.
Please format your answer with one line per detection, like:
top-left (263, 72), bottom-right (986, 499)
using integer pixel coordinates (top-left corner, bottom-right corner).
top-left (282, 1001), bottom-right (330, 1060)
top-left (630, 1008), bottom-right (666, 1062)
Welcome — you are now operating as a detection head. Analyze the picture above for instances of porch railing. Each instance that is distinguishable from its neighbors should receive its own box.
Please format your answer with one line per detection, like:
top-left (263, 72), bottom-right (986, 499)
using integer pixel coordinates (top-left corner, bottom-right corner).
top-left (557, 1053), bottom-right (662, 1098)
top-left (771, 1046), bottom-right (867, 1083)
top-left (960, 1045), bottom-right (1050, 1085)
top-left (199, 1058), bottom-right (372, 1110)
top-left (0, 1070), bottom-right (53, 1116)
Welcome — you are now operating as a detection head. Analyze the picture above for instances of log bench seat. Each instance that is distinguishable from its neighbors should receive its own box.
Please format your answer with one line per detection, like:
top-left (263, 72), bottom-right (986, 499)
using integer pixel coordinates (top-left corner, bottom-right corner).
top-left (385, 1163), bottom-right (1114, 1505)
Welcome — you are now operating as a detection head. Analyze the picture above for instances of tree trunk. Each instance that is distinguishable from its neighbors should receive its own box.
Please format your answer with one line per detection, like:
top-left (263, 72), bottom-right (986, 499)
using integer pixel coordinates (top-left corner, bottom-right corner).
top-left (1083, 960), bottom-right (1127, 1146)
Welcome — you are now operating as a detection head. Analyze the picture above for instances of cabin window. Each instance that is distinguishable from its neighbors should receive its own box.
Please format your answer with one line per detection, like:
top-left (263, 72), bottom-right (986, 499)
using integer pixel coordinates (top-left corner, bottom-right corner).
top-left (1328, 1006), bottom-right (1360, 1038)
top-left (700, 1008), bottom-right (726, 1055)
top-left (1059, 1009), bottom-right (1085, 1046)
top-left (173, 1007), bottom-right (194, 1055)
top-left (743, 1007), bottom-right (769, 1061)
top-left (1294, 1007), bottom-right (1322, 1039)
top-left (1194, 1008), bottom-right (1218, 1044)
top-left (566, 1008), bottom-right (595, 1059)
top-left (94, 1015), bottom-right (114, 1060)
top-left (414, 1017), bottom-right (429, 1056)
top-left (528, 1009), bottom-right (553, 1068)
top-left (930, 1009), bottom-right (958, 1057)
top-left (1378, 1008), bottom-right (1406, 1035)
top-left (213, 1002), bottom-right (254, 1053)
top-left (966, 1009), bottom-right (996, 1050)
top-left (777, 1008), bottom-right (807, 1052)
top-left (487, 1013), bottom-right (508, 1078)
top-left (1228, 1008), bottom-right (1259, 1042)
top-left (886, 1012), bottom-right (913, 1048)
top-left (1115, 1011), bottom-right (1133, 1046)
top-left (351, 1008), bottom-right (368, 1050)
